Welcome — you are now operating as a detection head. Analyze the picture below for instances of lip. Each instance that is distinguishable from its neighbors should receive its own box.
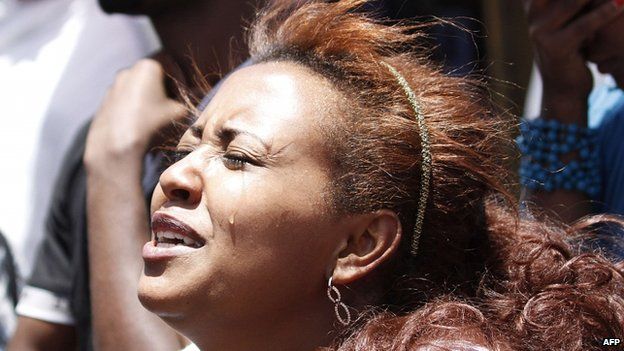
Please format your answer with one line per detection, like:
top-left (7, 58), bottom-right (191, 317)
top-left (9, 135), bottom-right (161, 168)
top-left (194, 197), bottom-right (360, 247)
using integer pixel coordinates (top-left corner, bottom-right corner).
top-left (142, 212), bottom-right (206, 261)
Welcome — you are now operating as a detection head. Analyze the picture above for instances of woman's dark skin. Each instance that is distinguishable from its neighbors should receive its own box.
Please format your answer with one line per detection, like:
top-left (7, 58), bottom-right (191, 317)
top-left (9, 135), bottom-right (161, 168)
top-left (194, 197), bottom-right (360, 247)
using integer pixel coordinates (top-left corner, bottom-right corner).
top-left (522, 0), bottom-right (624, 222)
top-left (140, 61), bottom-right (403, 351)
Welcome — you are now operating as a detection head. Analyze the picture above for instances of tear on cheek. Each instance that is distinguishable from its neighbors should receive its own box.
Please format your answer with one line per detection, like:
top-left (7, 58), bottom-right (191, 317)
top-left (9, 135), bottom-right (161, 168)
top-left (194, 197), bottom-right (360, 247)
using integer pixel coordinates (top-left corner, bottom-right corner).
top-left (228, 171), bottom-right (246, 234)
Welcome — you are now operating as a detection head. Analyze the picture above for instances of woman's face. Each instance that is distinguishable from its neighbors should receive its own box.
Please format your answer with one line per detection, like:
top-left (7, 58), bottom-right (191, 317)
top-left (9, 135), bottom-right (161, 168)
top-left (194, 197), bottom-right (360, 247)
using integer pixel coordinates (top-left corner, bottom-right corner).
top-left (139, 62), bottom-right (350, 332)
top-left (586, 4), bottom-right (624, 86)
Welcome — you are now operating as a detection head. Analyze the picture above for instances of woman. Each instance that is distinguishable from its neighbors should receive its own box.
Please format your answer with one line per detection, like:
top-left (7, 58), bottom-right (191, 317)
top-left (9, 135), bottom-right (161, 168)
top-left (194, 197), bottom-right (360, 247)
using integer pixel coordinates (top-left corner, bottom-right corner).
top-left (519, 0), bottom-right (624, 229)
top-left (138, 1), bottom-right (624, 350)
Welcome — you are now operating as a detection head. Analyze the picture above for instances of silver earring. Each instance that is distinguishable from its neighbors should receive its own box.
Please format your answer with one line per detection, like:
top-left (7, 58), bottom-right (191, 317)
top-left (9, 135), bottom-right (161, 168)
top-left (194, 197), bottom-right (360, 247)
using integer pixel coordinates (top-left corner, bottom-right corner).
top-left (327, 276), bottom-right (351, 326)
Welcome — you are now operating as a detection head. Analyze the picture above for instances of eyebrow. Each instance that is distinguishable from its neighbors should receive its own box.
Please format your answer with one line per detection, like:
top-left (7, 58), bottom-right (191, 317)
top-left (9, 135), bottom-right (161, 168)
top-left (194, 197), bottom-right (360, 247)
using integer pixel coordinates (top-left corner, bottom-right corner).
top-left (188, 122), bottom-right (273, 152)
top-left (219, 126), bottom-right (271, 151)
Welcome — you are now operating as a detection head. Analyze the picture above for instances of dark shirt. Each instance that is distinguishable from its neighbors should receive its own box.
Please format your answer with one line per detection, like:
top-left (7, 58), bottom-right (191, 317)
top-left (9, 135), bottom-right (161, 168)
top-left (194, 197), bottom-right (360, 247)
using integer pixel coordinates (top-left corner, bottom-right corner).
top-left (0, 229), bottom-right (17, 348)
top-left (26, 120), bottom-right (162, 351)
top-left (27, 120), bottom-right (99, 351)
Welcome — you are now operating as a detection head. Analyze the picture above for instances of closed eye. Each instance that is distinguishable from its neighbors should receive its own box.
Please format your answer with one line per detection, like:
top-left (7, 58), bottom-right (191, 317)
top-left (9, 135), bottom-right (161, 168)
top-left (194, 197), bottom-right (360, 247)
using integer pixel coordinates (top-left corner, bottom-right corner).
top-left (222, 152), bottom-right (257, 171)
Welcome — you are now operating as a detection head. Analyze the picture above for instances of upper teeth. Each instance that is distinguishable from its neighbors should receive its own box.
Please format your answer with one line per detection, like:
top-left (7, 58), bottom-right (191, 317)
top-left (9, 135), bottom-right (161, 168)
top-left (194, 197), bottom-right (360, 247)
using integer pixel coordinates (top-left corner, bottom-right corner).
top-left (155, 231), bottom-right (198, 247)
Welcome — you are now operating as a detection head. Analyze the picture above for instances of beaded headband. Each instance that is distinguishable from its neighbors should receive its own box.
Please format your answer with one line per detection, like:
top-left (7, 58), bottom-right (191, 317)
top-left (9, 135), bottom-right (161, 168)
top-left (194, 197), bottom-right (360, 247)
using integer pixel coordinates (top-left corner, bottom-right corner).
top-left (380, 62), bottom-right (432, 255)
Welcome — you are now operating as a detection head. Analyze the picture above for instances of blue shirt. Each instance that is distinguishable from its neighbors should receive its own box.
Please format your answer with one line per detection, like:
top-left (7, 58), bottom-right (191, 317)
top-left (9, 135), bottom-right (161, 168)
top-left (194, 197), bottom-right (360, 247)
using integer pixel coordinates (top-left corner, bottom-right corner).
top-left (587, 80), bottom-right (624, 258)
top-left (589, 80), bottom-right (624, 214)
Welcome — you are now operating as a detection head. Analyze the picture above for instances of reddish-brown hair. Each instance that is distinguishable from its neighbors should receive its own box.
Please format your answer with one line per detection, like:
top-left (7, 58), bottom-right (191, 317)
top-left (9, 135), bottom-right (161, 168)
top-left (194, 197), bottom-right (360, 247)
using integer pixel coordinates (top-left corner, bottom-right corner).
top-left (243, 0), bottom-right (624, 350)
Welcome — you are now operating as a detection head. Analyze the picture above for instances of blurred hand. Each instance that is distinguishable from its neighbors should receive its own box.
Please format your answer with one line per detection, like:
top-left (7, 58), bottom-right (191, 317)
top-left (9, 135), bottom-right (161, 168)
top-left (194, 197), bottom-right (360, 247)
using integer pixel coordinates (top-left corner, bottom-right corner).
top-left (523, 0), bottom-right (624, 110)
top-left (84, 58), bottom-right (187, 169)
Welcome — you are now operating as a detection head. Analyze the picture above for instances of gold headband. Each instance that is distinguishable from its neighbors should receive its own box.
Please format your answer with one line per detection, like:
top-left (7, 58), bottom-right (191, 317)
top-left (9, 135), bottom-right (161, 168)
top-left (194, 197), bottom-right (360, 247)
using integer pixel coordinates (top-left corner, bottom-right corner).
top-left (380, 61), bottom-right (432, 255)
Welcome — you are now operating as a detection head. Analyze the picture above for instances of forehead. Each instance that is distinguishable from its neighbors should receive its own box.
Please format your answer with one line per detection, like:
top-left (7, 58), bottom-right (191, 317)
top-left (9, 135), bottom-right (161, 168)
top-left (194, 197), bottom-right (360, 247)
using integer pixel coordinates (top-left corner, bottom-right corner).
top-left (195, 61), bottom-right (340, 143)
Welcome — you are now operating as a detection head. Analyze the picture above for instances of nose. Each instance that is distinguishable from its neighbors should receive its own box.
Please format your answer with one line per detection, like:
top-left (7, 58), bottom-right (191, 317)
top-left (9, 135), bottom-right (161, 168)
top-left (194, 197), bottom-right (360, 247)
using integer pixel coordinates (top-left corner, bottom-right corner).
top-left (158, 155), bottom-right (203, 206)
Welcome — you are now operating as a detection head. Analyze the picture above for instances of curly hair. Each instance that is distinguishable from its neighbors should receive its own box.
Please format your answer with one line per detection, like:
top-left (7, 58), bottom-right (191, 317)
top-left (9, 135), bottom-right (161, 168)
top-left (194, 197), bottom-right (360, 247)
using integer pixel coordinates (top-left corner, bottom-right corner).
top-left (241, 1), bottom-right (624, 350)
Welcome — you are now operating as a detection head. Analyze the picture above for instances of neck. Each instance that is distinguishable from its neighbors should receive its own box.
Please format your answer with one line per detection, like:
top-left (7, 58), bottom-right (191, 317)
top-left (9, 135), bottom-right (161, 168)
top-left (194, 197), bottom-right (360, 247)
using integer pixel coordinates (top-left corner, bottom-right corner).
top-left (178, 298), bottom-right (338, 351)
top-left (150, 1), bottom-right (253, 88)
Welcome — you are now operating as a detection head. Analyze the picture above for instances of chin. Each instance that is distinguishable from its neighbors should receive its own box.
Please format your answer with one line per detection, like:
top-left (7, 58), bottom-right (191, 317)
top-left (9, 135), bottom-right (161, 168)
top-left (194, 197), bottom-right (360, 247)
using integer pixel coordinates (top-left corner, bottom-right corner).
top-left (138, 273), bottom-right (221, 338)
top-left (138, 274), bottom-right (188, 319)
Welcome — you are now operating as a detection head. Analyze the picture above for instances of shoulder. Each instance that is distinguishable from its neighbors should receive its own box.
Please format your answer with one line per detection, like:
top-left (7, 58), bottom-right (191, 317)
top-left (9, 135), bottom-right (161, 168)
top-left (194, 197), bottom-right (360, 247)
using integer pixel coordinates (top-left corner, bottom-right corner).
top-left (589, 83), bottom-right (624, 128)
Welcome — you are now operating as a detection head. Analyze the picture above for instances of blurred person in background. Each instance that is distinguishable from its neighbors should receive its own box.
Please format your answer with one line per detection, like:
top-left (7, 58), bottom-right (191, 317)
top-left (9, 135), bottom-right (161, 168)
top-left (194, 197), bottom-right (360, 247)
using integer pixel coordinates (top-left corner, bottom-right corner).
top-left (0, 0), bottom-right (156, 346)
top-left (8, 0), bottom-right (254, 350)
top-left (519, 0), bottom-right (624, 256)
top-left (380, 0), bottom-right (485, 76)
top-left (0, 0), bottom-right (156, 284)
top-left (0, 230), bottom-right (18, 349)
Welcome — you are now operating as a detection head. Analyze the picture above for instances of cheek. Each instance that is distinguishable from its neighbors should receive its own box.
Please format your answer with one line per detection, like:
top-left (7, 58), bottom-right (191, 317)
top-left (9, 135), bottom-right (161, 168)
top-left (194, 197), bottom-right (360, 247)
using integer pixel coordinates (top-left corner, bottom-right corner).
top-left (207, 163), bottom-right (329, 228)
top-left (207, 169), bottom-right (335, 270)
top-left (150, 185), bottom-right (166, 214)
top-left (202, 169), bottom-right (252, 234)
top-left (208, 173), bottom-right (303, 241)
top-left (209, 201), bottom-right (335, 314)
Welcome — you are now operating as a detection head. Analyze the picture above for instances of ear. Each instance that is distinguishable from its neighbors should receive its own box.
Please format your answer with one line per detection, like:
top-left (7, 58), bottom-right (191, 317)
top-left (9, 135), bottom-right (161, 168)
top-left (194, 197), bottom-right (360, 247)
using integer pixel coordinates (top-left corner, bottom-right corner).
top-left (331, 209), bottom-right (402, 285)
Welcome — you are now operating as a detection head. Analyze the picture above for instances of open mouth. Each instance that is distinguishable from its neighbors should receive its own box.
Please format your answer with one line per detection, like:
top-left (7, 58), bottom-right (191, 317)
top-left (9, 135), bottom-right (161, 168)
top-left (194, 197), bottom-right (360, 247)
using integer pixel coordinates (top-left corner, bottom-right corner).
top-left (147, 212), bottom-right (206, 253)
top-left (143, 213), bottom-right (205, 261)
top-left (154, 231), bottom-right (202, 248)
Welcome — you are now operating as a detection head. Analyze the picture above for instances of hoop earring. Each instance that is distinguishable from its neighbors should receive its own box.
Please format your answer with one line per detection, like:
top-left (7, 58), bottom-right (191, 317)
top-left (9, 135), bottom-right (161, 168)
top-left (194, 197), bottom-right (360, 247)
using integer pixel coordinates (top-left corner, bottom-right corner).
top-left (327, 277), bottom-right (351, 326)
